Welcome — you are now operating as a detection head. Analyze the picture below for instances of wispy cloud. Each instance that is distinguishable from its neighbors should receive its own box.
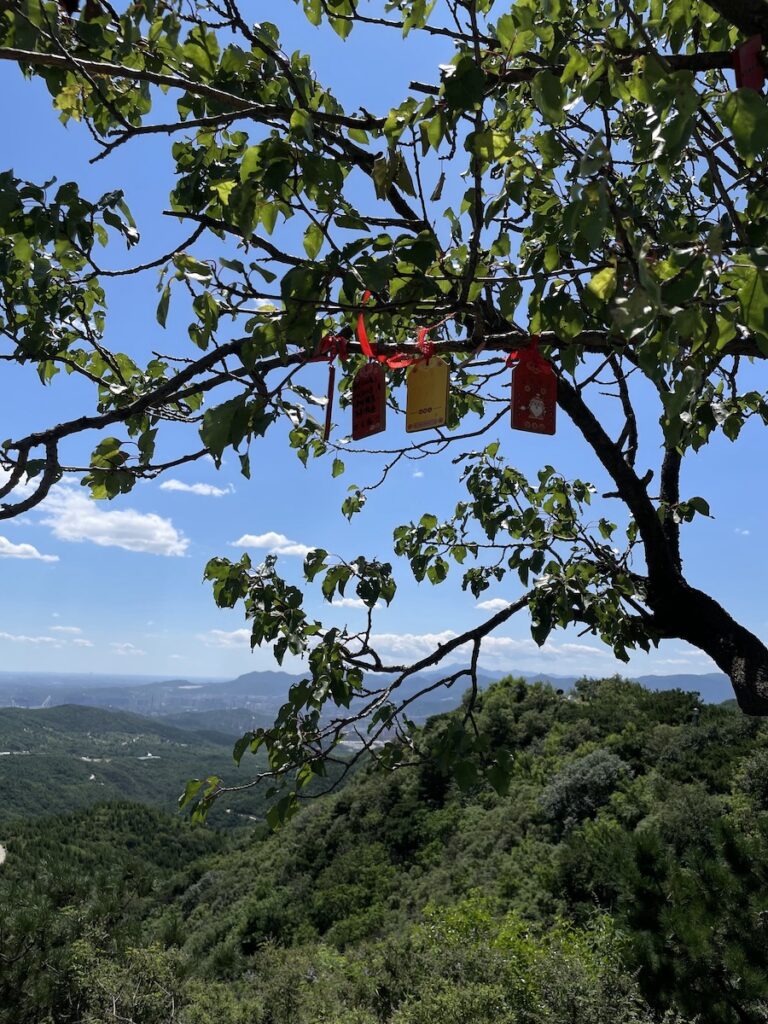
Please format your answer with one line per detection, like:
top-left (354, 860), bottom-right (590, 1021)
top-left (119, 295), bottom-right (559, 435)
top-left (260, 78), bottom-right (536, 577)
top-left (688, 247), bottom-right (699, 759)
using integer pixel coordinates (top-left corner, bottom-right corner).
top-left (40, 486), bottom-right (188, 557)
top-left (72, 638), bottom-right (94, 648)
top-left (475, 598), bottom-right (510, 612)
top-left (199, 628), bottom-right (252, 648)
top-left (51, 625), bottom-right (82, 635)
top-left (0, 631), bottom-right (57, 645)
top-left (160, 479), bottom-right (233, 497)
top-left (110, 642), bottom-right (145, 656)
top-left (232, 531), bottom-right (312, 558)
top-left (369, 631), bottom-right (611, 669)
top-left (0, 536), bottom-right (58, 563)
top-left (412, 470), bottom-right (424, 479)
top-left (734, 528), bottom-right (751, 536)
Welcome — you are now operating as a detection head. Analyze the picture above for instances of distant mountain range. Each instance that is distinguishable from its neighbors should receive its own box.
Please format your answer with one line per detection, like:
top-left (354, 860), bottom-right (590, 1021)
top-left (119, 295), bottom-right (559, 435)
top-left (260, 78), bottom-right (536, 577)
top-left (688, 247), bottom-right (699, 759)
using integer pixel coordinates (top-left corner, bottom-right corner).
top-left (0, 668), bottom-right (741, 830)
top-left (0, 667), bottom-right (737, 721)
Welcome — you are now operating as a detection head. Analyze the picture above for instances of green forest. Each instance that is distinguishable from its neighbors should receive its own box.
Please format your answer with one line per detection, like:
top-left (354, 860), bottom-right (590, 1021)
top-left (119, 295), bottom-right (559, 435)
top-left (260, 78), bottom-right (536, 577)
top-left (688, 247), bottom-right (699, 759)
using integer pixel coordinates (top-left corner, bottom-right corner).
top-left (0, 704), bottom-right (275, 827)
top-left (3, 677), bottom-right (768, 1023)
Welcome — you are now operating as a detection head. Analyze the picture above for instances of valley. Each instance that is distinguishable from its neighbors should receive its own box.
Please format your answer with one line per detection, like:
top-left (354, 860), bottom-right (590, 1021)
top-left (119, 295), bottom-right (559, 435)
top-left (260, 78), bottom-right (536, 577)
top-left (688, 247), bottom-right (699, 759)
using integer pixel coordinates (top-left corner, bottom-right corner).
top-left (0, 704), bottom-right (274, 826)
top-left (0, 675), bottom-right (765, 1023)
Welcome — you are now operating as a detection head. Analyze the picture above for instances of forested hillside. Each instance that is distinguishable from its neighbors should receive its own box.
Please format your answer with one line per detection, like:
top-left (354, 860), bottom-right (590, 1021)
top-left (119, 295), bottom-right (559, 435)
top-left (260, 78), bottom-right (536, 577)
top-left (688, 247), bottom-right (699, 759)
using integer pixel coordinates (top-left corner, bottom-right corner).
top-left (0, 704), bottom-right (269, 825)
top-left (2, 677), bottom-right (768, 1023)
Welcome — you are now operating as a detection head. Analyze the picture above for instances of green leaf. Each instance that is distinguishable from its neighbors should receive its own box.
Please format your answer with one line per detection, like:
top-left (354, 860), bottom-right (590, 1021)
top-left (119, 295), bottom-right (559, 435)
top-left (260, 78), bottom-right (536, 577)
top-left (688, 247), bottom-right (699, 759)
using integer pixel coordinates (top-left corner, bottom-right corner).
top-left (531, 71), bottom-right (566, 125)
top-left (426, 112), bottom-right (445, 150)
top-left (587, 265), bottom-right (617, 302)
top-left (720, 90), bottom-right (768, 162)
top-left (240, 146), bottom-right (261, 182)
top-left (452, 759), bottom-right (479, 792)
top-left (738, 266), bottom-right (768, 349)
top-left (304, 548), bottom-right (328, 581)
top-left (303, 223), bottom-right (323, 260)
top-left (200, 395), bottom-right (250, 464)
top-left (688, 496), bottom-right (711, 518)
top-left (332, 457), bottom-right (344, 478)
top-left (178, 778), bottom-right (203, 809)
top-left (330, 16), bottom-right (353, 39)
top-left (290, 108), bottom-right (314, 141)
top-left (443, 56), bottom-right (486, 111)
top-left (495, 14), bottom-right (535, 56)
top-left (156, 285), bottom-right (170, 328)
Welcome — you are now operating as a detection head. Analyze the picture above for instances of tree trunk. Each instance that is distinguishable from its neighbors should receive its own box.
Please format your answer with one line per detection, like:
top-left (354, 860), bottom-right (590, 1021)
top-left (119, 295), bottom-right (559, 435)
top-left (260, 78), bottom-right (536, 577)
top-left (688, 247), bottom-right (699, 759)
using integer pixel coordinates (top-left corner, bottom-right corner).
top-left (649, 581), bottom-right (768, 714)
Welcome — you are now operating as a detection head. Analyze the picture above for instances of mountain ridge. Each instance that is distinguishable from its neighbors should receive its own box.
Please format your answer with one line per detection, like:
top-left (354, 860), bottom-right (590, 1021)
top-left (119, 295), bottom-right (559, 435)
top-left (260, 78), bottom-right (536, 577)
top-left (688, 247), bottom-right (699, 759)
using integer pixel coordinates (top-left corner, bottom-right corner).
top-left (0, 667), bottom-right (734, 719)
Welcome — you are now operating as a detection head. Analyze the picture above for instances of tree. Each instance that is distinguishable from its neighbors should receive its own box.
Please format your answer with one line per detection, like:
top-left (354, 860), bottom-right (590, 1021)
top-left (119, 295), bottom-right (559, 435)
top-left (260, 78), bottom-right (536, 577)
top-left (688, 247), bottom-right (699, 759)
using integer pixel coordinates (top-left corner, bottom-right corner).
top-left (1, 0), bottom-right (768, 819)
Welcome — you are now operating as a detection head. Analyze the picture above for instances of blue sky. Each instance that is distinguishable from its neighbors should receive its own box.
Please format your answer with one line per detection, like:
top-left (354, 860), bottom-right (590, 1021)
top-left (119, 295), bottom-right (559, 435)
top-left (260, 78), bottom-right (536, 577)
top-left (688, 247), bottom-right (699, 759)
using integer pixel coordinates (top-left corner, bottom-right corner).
top-left (0, 11), bottom-right (764, 683)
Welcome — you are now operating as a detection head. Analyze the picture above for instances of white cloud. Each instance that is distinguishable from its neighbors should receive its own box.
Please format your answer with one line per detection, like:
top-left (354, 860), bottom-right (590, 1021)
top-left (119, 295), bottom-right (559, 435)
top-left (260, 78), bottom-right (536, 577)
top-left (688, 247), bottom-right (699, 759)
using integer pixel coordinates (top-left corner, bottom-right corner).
top-left (72, 638), bottom-right (94, 648)
top-left (558, 643), bottom-right (610, 657)
top-left (0, 536), bottom-right (58, 563)
top-left (735, 528), bottom-right (751, 536)
top-left (0, 469), bottom-right (35, 499)
top-left (110, 642), bottom-right (145, 656)
top-left (368, 631), bottom-right (613, 669)
top-left (331, 597), bottom-right (381, 610)
top-left (370, 630), bottom-right (461, 660)
top-left (40, 486), bottom-right (188, 557)
top-left (232, 531), bottom-right (312, 558)
top-left (412, 470), bottom-right (424, 479)
top-left (476, 598), bottom-right (510, 612)
top-left (160, 479), bottom-right (233, 497)
top-left (0, 631), bottom-right (57, 645)
top-left (200, 628), bottom-right (252, 648)
top-left (51, 625), bottom-right (82, 635)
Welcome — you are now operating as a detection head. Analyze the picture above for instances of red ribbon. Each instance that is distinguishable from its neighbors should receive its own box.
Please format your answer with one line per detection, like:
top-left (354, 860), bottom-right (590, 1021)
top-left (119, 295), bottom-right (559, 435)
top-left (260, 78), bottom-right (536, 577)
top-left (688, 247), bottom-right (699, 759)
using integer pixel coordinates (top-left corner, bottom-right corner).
top-left (312, 334), bottom-right (349, 441)
top-left (506, 334), bottom-right (546, 368)
top-left (313, 333), bottom-right (349, 364)
top-left (416, 326), bottom-right (436, 363)
top-left (356, 291), bottom-right (378, 360)
top-left (357, 291), bottom-right (443, 369)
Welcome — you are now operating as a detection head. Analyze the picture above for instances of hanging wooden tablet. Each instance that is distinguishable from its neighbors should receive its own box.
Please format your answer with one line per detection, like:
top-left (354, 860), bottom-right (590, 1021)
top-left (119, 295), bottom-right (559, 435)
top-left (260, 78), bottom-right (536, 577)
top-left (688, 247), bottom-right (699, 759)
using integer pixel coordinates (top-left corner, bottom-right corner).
top-left (406, 356), bottom-right (449, 433)
top-left (352, 362), bottom-right (386, 440)
top-left (734, 35), bottom-right (765, 91)
top-left (511, 345), bottom-right (557, 435)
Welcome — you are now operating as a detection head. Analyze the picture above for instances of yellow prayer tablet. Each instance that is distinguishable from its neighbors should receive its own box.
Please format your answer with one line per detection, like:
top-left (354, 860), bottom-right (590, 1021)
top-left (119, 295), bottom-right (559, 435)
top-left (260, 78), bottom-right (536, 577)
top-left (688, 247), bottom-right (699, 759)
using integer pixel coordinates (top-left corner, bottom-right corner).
top-left (405, 357), bottom-right (450, 432)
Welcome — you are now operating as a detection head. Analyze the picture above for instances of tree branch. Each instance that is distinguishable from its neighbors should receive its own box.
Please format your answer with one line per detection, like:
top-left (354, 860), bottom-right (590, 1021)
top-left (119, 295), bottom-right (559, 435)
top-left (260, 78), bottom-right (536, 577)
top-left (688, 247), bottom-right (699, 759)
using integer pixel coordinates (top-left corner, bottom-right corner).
top-left (556, 375), bottom-right (679, 587)
top-left (0, 47), bottom-right (385, 131)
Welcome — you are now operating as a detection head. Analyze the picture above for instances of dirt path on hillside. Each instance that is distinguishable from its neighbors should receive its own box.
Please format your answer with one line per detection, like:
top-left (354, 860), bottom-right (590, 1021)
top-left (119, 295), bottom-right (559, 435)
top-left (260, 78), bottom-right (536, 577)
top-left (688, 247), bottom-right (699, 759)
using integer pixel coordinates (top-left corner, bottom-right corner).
top-left (0, 844), bottom-right (5, 867)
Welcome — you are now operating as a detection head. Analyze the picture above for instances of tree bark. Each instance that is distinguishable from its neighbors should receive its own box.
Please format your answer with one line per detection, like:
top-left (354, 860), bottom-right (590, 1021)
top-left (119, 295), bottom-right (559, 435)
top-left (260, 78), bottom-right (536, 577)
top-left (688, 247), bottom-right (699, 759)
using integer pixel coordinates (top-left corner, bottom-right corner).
top-left (648, 581), bottom-right (768, 714)
top-left (706, 0), bottom-right (768, 37)
top-left (557, 377), bottom-right (768, 715)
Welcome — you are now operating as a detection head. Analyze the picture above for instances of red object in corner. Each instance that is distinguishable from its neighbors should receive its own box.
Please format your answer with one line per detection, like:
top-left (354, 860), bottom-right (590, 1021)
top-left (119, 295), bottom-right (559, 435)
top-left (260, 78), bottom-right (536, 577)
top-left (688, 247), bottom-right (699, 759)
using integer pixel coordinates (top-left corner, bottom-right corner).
top-left (510, 342), bottom-right (557, 436)
top-left (734, 35), bottom-right (765, 91)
